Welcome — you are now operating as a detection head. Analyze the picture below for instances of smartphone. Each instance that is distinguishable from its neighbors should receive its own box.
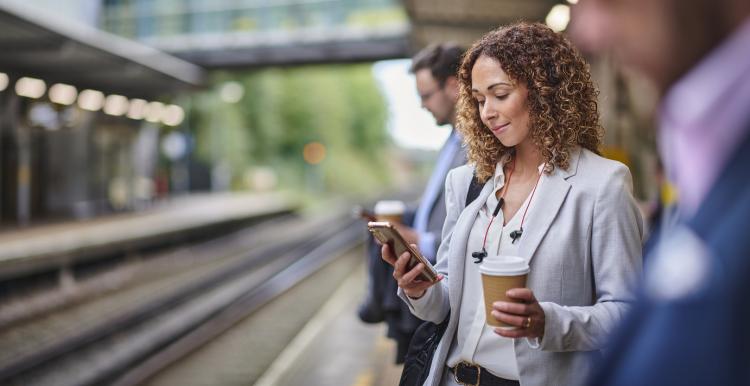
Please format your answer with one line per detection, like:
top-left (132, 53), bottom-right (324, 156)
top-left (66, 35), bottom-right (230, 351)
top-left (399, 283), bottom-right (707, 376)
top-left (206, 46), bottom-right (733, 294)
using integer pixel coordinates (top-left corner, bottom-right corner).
top-left (367, 221), bottom-right (439, 283)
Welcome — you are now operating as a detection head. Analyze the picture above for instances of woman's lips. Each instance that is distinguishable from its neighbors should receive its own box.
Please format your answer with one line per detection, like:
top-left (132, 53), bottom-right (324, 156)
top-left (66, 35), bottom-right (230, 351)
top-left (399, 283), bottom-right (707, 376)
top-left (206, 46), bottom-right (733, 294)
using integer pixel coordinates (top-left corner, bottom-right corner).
top-left (491, 122), bottom-right (510, 134)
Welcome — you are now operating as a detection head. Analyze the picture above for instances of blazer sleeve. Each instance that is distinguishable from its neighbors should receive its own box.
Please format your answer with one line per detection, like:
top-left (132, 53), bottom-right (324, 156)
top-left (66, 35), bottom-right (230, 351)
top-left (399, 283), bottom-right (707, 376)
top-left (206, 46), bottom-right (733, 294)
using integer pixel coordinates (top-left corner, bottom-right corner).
top-left (398, 167), bottom-right (466, 324)
top-left (538, 164), bottom-right (644, 352)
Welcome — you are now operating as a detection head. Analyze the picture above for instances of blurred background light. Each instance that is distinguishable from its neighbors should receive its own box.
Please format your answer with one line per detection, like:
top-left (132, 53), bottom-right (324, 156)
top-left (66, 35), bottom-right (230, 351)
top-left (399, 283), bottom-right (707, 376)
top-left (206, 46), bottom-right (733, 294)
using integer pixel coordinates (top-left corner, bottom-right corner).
top-left (15, 77), bottom-right (46, 99)
top-left (103, 94), bottom-right (129, 116)
top-left (372, 59), bottom-right (449, 150)
top-left (546, 4), bottom-right (570, 32)
top-left (0, 72), bottom-right (8, 91)
top-left (162, 131), bottom-right (188, 160)
top-left (219, 81), bottom-right (244, 104)
top-left (29, 103), bottom-right (59, 131)
top-left (145, 101), bottom-right (165, 123)
top-left (127, 98), bottom-right (147, 120)
top-left (303, 142), bottom-right (327, 165)
top-left (162, 104), bottom-right (185, 126)
top-left (567, 0), bottom-right (578, 4)
top-left (77, 89), bottom-right (105, 111)
top-left (48, 83), bottom-right (78, 105)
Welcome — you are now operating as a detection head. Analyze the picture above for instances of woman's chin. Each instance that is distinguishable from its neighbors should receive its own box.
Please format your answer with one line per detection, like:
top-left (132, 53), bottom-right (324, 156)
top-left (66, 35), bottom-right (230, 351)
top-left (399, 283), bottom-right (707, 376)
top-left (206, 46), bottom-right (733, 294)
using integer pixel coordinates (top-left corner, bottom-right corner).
top-left (495, 135), bottom-right (515, 147)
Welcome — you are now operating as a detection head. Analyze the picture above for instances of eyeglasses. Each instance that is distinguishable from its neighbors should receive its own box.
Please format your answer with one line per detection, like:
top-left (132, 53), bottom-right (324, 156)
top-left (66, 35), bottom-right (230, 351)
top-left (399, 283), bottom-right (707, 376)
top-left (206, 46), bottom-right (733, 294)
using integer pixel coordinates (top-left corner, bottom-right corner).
top-left (418, 85), bottom-right (444, 103)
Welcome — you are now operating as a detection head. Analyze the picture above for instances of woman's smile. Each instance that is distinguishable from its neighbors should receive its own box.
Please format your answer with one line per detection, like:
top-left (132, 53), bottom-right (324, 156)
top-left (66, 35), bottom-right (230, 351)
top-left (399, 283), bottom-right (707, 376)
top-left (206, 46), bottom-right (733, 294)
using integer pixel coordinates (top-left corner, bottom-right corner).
top-left (491, 122), bottom-right (510, 135)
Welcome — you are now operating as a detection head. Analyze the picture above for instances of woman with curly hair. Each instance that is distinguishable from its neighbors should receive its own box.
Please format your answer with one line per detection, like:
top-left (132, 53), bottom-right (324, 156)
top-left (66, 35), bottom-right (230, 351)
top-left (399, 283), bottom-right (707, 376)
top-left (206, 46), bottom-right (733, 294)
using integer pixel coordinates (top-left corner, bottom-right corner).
top-left (383, 22), bottom-right (643, 386)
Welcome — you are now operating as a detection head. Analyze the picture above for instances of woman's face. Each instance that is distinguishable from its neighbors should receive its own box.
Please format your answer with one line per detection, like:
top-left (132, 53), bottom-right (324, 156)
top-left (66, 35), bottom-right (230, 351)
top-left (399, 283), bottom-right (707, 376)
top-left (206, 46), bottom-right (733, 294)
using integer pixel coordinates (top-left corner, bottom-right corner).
top-left (471, 54), bottom-right (531, 147)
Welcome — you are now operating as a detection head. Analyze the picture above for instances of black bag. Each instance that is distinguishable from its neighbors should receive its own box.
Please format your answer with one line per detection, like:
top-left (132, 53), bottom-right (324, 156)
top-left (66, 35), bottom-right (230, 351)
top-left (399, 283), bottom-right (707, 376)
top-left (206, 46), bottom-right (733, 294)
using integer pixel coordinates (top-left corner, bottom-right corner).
top-left (399, 174), bottom-right (483, 386)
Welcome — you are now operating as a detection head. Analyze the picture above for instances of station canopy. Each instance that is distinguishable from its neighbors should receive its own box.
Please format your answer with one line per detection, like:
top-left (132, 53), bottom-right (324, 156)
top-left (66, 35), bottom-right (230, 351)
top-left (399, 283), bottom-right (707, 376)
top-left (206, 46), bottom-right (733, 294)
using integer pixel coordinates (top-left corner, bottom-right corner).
top-left (0, 2), bottom-right (206, 99)
top-left (405, 0), bottom-right (561, 48)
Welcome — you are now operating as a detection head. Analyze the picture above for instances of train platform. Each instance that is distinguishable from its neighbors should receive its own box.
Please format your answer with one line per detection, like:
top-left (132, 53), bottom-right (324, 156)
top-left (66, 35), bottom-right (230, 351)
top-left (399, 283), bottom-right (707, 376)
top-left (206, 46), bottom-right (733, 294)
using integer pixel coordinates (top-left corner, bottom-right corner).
top-left (0, 191), bottom-right (407, 386)
top-left (141, 255), bottom-right (405, 386)
top-left (253, 264), bottom-right (403, 386)
top-left (0, 192), bottom-right (295, 280)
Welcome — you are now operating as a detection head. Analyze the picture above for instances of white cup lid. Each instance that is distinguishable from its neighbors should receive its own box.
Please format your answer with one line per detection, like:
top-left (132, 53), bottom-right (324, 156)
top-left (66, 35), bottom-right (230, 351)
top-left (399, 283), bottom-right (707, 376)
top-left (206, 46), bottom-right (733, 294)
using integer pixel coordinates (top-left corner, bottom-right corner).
top-left (374, 200), bottom-right (406, 216)
top-left (479, 255), bottom-right (529, 276)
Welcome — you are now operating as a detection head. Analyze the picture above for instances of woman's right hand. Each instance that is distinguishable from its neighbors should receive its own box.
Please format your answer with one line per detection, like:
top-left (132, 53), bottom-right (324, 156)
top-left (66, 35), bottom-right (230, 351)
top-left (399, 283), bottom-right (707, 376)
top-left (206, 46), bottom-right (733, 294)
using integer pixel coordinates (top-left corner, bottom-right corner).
top-left (381, 244), bottom-right (443, 299)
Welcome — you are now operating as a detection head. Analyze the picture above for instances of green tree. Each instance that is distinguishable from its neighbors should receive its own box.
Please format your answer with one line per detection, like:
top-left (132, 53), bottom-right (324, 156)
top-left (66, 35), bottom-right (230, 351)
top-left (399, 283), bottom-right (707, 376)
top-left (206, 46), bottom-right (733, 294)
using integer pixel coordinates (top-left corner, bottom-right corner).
top-left (190, 63), bottom-right (391, 198)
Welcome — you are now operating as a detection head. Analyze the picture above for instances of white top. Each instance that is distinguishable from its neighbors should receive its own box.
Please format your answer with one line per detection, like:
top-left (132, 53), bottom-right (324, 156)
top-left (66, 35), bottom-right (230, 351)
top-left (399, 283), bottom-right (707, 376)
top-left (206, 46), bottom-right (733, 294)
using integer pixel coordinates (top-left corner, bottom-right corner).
top-left (445, 161), bottom-right (543, 379)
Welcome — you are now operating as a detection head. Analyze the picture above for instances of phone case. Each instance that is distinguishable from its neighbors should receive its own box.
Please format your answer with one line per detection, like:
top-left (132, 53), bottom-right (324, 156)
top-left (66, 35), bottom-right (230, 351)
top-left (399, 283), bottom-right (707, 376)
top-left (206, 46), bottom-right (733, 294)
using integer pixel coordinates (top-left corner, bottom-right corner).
top-left (367, 221), bottom-right (439, 283)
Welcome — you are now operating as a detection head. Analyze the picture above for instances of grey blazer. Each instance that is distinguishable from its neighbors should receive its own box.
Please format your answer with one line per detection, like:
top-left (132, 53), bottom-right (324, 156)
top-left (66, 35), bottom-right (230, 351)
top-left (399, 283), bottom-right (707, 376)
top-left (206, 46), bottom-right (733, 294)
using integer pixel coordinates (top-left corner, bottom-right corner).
top-left (400, 148), bottom-right (643, 386)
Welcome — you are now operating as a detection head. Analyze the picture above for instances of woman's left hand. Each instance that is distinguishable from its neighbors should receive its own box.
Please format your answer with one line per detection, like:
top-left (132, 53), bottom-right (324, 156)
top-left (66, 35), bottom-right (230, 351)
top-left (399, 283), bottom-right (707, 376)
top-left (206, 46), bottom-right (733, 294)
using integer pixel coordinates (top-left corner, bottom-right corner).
top-left (491, 288), bottom-right (545, 339)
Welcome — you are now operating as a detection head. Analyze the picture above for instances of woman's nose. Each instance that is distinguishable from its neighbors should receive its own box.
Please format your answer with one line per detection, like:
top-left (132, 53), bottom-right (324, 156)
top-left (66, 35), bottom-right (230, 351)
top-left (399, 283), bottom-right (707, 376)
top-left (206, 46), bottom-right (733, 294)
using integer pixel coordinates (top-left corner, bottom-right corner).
top-left (481, 101), bottom-right (497, 121)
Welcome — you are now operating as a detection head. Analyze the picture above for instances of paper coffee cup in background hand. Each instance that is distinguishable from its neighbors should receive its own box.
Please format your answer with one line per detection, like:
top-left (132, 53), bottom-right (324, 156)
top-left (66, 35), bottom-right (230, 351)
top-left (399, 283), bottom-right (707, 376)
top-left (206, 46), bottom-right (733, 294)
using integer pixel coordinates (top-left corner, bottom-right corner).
top-left (374, 200), bottom-right (405, 224)
top-left (479, 255), bottom-right (530, 329)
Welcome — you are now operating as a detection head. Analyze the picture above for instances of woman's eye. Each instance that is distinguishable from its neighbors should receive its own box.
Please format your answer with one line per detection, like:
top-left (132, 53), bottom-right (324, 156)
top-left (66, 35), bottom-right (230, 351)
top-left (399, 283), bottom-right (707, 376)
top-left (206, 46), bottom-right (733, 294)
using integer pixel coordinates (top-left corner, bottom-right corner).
top-left (496, 94), bottom-right (508, 100)
top-left (476, 99), bottom-right (485, 106)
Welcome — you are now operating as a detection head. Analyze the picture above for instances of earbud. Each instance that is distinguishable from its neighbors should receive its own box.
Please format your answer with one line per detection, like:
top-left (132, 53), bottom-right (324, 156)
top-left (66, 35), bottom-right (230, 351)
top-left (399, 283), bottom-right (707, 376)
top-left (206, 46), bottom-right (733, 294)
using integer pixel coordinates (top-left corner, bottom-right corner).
top-left (472, 249), bottom-right (487, 264)
top-left (510, 228), bottom-right (523, 244)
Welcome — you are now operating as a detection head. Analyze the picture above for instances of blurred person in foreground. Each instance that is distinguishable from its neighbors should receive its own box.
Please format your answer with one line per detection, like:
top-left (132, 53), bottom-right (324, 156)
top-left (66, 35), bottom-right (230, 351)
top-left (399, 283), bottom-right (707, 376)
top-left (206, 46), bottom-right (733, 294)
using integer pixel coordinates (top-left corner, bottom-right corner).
top-left (382, 22), bottom-right (642, 386)
top-left (358, 43), bottom-right (467, 363)
top-left (571, 0), bottom-right (750, 385)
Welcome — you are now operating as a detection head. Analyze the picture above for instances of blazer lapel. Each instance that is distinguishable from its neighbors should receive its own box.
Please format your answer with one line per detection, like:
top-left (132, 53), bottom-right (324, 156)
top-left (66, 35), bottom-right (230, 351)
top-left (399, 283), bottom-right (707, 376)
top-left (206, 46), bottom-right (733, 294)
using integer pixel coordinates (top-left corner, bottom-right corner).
top-left (518, 174), bottom-right (571, 264)
top-left (518, 149), bottom-right (580, 264)
top-left (448, 179), bottom-right (494, 309)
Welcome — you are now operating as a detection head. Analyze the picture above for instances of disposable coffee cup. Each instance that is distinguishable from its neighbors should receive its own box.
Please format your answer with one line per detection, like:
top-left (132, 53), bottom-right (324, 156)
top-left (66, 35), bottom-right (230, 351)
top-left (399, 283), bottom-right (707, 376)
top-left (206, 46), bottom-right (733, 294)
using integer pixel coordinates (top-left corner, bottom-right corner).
top-left (374, 200), bottom-right (405, 224)
top-left (479, 255), bottom-right (530, 329)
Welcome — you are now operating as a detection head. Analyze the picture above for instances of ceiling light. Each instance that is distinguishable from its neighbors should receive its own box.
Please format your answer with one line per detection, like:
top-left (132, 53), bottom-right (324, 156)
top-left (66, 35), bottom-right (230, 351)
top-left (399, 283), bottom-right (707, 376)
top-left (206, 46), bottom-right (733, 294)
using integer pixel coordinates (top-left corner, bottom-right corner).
top-left (49, 83), bottom-right (78, 105)
top-left (546, 4), bottom-right (571, 32)
top-left (145, 101), bottom-right (165, 123)
top-left (104, 94), bottom-right (129, 116)
top-left (127, 98), bottom-right (147, 120)
top-left (161, 105), bottom-right (185, 126)
top-left (15, 77), bottom-right (46, 99)
top-left (78, 89), bottom-right (105, 111)
top-left (0, 73), bottom-right (8, 92)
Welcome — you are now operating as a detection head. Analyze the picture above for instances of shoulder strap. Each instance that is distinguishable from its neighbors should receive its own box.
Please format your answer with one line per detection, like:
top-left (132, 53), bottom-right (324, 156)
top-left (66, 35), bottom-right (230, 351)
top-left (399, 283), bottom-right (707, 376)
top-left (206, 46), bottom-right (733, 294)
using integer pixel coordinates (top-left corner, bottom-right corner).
top-left (465, 173), bottom-right (483, 207)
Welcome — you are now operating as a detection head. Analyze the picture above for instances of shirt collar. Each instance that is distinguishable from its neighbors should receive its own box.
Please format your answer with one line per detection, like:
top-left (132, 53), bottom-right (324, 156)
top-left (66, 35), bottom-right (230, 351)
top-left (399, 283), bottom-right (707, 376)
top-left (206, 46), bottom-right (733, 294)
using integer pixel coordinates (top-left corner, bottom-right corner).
top-left (492, 155), bottom-right (545, 189)
top-left (658, 17), bottom-right (750, 214)
top-left (660, 18), bottom-right (750, 132)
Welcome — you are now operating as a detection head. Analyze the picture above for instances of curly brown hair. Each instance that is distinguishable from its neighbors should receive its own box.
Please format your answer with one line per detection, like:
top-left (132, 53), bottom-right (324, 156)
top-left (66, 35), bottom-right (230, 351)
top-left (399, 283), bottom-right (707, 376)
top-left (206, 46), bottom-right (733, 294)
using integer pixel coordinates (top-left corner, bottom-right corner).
top-left (457, 22), bottom-right (603, 182)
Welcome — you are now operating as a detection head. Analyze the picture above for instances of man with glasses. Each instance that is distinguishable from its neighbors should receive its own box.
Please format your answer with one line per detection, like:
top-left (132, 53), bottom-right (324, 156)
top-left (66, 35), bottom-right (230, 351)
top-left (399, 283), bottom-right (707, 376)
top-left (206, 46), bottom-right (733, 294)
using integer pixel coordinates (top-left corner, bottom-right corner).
top-left (358, 43), bottom-right (466, 364)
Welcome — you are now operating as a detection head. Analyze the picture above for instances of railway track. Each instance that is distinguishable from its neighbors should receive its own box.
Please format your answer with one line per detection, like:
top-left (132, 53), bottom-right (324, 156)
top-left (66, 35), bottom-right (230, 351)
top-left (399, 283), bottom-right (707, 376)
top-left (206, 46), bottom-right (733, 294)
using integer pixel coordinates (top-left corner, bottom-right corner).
top-left (0, 213), bottom-right (365, 386)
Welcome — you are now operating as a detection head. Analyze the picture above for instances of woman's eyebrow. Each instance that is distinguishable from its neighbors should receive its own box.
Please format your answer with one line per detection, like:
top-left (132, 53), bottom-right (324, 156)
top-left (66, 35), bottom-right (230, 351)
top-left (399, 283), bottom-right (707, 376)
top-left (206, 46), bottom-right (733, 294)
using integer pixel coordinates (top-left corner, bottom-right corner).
top-left (487, 82), bottom-right (512, 90)
top-left (471, 82), bottom-right (512, 93)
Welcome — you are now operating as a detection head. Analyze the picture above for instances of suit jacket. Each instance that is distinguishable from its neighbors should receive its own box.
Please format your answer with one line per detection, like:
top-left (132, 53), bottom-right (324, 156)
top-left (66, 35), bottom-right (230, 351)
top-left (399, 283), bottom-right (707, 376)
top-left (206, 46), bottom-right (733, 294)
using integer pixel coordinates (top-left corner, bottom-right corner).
top-left (360, 133), bottom-right (466, 362)
top-left (588, 130), bottom-right (750, 386)
top-left (400, 147), bottom-right (643, 386)
top-left (419, 134), bottom-right (469, 256)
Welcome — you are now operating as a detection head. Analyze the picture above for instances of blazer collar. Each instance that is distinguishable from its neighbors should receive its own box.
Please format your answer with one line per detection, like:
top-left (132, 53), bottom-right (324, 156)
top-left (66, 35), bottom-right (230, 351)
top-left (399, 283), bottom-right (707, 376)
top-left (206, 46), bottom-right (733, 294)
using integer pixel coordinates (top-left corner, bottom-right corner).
top-left (517, 147), bottom-right (582, 263)
top-left (560, 146), bottom-right (582, 179)
top-left (517, 170), bottom-right (571, 264)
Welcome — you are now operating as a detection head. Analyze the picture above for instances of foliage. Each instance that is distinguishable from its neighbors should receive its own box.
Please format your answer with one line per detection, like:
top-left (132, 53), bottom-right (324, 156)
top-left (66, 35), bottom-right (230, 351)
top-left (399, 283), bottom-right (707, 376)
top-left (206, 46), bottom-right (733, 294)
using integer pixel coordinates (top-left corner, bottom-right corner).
top-left (188, 63), bottom-right (391, 197)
